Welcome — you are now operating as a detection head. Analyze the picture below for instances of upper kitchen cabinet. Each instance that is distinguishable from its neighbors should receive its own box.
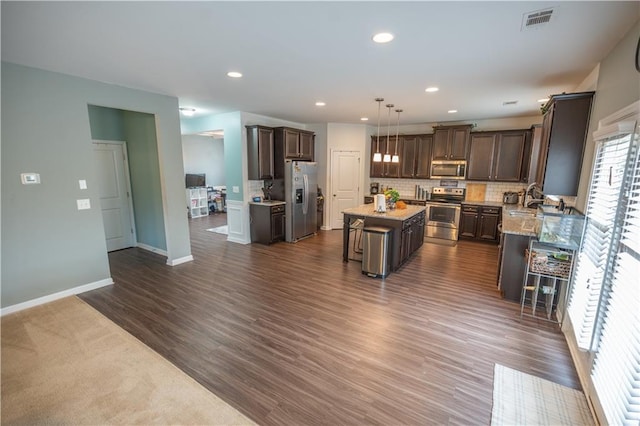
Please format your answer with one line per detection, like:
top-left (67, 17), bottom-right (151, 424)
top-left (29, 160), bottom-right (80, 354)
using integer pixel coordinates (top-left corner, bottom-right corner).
top-left (246, 125), bottom-right (275, 180)
top-left (400, 134), bottom-right (432, 178)
top-left (535, 92), bottom-right (594, 196)
top-left (432, 125), bottom-right (472, 160)
top-left (370, 136), bottom-right (400, 178)
top-left (467, 130), bottom-right (529, 181)
top-left (274, 127), bottom-right (315, 161)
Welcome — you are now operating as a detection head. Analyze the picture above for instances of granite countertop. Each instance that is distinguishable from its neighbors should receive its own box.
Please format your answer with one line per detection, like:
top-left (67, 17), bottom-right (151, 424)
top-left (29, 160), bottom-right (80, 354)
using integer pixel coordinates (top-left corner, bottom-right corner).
top-left (342, 204), bottom-right (426, 221)
top-left (249, 200), bottom-right (286, 206)
top-left (501, 204), bottom-right (540, 236)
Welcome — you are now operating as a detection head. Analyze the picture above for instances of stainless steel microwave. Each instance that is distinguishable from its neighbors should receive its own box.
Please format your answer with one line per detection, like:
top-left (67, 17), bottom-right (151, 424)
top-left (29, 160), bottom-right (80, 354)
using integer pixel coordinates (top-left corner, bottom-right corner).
top-left (430, 160), bottom-right (467, 179)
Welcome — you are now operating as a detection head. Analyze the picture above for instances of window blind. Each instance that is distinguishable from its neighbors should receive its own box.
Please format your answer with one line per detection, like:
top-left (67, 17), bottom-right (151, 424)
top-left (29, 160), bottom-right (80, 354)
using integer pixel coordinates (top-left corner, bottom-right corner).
top-left (591, 132), bottom-right (640, 425)
top-left (567, 131), bottom-right (630, 350)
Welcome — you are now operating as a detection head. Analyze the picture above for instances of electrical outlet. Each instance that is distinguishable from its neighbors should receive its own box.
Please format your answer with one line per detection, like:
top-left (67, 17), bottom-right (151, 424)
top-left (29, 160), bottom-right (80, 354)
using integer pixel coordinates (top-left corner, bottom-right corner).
top-left (77, 199), bottom-right (91, 210)
top-left (79, 179), bottom-right (87, 189)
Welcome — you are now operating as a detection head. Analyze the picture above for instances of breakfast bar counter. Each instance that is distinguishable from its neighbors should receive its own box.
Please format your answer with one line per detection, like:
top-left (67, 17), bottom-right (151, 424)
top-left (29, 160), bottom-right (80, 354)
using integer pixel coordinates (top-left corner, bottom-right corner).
top-left (342, 205), bottom-right (426, 273)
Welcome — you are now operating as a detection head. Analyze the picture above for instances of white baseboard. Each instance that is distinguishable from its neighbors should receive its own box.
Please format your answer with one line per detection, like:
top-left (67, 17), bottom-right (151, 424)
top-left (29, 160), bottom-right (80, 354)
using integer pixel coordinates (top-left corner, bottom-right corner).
top-left (321, 225), bottom-right (333, 231)
top-left (137, 243), bottom-right (168, 257)
top-left (227, 236), bottom-right (250, 245)
top-left (166, 255), bottom-right (193, 266)
top-left (1, 278), bottom-right (114, 316)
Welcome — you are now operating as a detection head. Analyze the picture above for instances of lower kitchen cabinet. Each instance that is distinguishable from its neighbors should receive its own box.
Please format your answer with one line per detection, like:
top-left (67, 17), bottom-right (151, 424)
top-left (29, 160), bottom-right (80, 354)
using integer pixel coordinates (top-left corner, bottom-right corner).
top-left (250, 203), bottom-right (285, 244)
top-left (400, 211), bottom-right (425, 264)
top-left (459, 204), bottom-right (501, 243)
top-left (498, 233), bottom-right (531, 302)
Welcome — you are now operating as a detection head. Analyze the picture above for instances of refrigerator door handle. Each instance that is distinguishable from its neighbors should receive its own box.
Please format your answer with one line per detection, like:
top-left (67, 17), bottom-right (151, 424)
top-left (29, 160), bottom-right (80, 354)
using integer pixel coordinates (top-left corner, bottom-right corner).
top-left (302, 174), bottom-right (308, 215)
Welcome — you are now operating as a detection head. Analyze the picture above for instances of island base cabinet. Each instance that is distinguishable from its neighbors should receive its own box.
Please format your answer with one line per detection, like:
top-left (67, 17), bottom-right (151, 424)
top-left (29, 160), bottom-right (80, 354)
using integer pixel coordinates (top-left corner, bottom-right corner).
top-left (498, 234), bottom-right (531, 302)
top-left (343, 208), bottom-right (426, 274)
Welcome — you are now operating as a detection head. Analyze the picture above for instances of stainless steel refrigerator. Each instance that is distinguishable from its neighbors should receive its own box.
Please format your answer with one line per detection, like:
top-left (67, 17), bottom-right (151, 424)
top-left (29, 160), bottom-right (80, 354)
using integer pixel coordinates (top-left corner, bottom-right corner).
top-left (284, 160), bottom-right (317, 242)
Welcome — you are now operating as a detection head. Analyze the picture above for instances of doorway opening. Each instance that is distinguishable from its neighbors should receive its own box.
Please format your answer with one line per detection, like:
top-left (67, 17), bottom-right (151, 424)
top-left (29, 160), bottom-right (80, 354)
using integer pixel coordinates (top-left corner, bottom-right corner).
top-left (181, 130), bottom-right (228, 236)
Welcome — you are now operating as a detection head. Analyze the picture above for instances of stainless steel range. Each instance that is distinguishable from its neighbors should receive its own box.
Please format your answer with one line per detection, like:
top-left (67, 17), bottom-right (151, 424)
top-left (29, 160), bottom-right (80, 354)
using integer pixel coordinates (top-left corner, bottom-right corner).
top-left (425, 187), bottom-right (465, 241)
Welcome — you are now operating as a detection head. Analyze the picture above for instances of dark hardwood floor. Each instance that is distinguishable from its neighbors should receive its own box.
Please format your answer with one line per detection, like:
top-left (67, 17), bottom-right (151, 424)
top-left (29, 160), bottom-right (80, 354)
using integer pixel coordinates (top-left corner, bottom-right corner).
top-left (80, 213), bottom-right (580, 425)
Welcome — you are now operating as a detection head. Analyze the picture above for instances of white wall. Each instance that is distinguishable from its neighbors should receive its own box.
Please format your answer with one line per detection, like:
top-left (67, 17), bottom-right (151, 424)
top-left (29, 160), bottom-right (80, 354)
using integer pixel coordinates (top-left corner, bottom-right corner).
top-left (181, 135), bottom-right (225, 187)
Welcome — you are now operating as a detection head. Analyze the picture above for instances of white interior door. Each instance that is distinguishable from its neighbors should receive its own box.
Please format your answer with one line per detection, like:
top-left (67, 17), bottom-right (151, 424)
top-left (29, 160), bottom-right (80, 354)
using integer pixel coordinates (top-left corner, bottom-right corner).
top-left (330, 150), bottom-right (360, 229)
top-left (93, 141), bottom-right (135, 251)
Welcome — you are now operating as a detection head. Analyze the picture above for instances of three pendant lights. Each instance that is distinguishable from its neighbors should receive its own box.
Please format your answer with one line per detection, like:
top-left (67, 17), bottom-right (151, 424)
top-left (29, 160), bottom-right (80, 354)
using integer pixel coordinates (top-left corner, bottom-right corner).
top-left (372, 97), bottom-right (402, 163)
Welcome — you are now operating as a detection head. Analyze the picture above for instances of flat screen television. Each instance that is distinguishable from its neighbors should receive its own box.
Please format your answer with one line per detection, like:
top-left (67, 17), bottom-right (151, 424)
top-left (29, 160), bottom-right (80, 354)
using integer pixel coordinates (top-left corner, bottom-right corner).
top-left (185, 173), bottom-right (206, 188)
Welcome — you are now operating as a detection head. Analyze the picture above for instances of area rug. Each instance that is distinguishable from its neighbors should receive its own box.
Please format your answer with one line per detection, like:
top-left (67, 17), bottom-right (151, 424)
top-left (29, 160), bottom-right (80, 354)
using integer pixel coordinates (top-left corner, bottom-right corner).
top-left (1, 296), bottom-right (255, 425)
top-left (491, 363), bottom-right (594, 426)
top-left (207, 225), bottom-right (228, 235)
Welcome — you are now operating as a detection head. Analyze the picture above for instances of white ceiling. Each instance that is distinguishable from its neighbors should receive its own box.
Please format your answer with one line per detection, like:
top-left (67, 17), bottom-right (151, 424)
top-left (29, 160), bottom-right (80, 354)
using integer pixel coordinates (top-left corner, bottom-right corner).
top-left (2, 1), bottom-right (638, 125)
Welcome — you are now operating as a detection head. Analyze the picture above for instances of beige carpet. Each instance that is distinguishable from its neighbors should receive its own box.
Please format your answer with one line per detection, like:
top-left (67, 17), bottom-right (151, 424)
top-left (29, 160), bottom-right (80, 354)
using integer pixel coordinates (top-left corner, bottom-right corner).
top-left (491, 363), bottom-right (594, 426)
top-left (1, 296), bottom-right (255, 425)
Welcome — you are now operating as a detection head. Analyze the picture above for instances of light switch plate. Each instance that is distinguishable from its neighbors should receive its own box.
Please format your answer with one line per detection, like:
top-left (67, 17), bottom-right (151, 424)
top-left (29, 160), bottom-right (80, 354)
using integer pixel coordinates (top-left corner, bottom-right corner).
top-left (77, 199), bottom-right (91, 210)
top-left (79, 179), bottom-right (87, 189)
top-left (21, 173), bottom-right (41, 184)
top-left (232, 186), bottom-right (240, 193)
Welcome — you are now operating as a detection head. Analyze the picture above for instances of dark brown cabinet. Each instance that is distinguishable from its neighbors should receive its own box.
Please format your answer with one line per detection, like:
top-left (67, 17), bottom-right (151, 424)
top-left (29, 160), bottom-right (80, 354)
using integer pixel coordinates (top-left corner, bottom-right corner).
top-left (400, 134), bottom-right (432, 178)
top-left (535, 92), bottom-right (594, 195)
top-left (432, 125), bottom-right (472, 160)
top-left (370, 136), bottom-right (400, 178)
top-left (273, 126), bottom-right (315, 178)
top-left (250, 203), bottom-right (285, 244)
top-left (459, 204), bottom-right (501, 243)
top-left (400, 211), bottom-right (425, 264)
top-left (246, 125), bottom-right (275, 180)
top-left (275, 127), bottom-right (315, 161)
top-left (467, 130), bottom-right (528, 181)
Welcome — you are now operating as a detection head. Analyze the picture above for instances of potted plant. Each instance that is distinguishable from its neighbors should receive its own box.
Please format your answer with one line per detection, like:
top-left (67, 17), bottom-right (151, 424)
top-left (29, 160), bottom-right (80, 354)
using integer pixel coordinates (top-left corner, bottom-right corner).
top-left (384, 188), bottom-right (400, 209)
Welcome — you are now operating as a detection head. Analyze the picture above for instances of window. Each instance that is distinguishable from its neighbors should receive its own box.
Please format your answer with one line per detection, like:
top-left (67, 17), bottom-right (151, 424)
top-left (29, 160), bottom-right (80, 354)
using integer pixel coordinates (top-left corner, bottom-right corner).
top-left (567, 102), bottom-right (639, 425)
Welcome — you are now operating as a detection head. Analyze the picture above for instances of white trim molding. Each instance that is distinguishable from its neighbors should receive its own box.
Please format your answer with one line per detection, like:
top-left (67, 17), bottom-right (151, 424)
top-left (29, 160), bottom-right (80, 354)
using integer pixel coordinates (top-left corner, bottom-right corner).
top-left (226, 199), bottom-right (251, 244)
top-left (0, 278), bottom-right (114, 316)
top-left (166, 255), bottom-right (194, 266)
top-left (137, 243), bottom-right (168, 257)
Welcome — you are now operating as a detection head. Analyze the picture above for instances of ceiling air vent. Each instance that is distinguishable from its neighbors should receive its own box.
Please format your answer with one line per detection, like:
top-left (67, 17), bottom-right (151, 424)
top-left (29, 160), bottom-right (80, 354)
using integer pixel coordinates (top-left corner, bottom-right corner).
top-left (503, 100), bottom-right (518, 106)
top-left (521, 8), bottom-right (554, 31)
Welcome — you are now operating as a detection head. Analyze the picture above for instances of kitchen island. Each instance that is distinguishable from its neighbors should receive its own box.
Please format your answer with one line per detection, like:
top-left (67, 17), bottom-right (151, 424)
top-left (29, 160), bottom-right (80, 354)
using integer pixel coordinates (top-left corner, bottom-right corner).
top-left (497, 205), bottom-right (539, 301)
top-left (342, 205), bottom-right (426, 273)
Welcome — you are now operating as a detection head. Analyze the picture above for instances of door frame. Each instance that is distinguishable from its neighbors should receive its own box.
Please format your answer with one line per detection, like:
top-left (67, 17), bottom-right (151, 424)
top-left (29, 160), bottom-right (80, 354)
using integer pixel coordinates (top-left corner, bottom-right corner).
top-left (329, 149), bottom-right (361, 230)
top-left (92, 139), bottom-right (138, 250)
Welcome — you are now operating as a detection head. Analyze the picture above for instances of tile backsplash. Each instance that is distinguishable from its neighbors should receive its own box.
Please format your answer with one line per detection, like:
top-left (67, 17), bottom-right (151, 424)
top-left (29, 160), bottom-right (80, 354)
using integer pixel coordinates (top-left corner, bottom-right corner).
top-left (373, 178), bottom-right (576, 206)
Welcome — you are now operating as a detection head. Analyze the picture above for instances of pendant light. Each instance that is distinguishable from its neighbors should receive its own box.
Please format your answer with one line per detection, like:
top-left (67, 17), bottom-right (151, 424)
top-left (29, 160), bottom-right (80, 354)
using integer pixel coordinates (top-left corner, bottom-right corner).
top-left (392, 109), bottom-right (402, 163)
top-left (383, 103), bottom-right (394, 163)
top-left (373, 98), bottom-right (384, 162)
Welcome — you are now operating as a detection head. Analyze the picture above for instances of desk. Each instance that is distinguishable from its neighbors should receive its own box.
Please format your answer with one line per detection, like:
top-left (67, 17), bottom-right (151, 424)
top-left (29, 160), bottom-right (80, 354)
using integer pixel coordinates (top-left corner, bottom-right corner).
top-left (342, 205), bottom-right (426, 272)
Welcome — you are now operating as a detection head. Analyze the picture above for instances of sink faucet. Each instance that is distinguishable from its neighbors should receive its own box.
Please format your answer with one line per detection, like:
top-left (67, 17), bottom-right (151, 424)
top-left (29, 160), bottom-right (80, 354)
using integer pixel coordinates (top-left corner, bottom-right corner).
top-left (523, 182), bottom-right (542, 207)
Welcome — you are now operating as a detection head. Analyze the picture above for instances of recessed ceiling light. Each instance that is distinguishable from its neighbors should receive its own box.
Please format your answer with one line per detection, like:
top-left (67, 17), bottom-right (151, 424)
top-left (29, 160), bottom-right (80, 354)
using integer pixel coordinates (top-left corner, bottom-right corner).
top-left (179, 107), bottom-right (196, 117)
top-left (227, 71), bottom-right (242, 78)
top-left (448, 109), bottom-right (458, 114)
top-left (425, 87), bottom-right (439, 93)
top-left (361, 117), bottom-right (369, 121)
top-left (372, 32), bottom-right (394, 43)
top-left (315, 101), bottom-right (326, 107)
top-left (537, 98), bottom-right (550, 103)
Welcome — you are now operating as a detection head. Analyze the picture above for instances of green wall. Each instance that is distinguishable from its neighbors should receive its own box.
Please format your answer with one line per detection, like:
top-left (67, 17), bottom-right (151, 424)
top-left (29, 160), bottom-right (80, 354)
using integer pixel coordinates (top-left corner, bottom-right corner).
top-left (88, 105), bottom-right (125, 141)
top-left (123, 111), bottom-right (166, 250)
top-left (87, 106), bottom-right (166, 250)
top-left (182, 112), bottom-right (244, 201)
top-left (1, 62), bottom-right (189, 308)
